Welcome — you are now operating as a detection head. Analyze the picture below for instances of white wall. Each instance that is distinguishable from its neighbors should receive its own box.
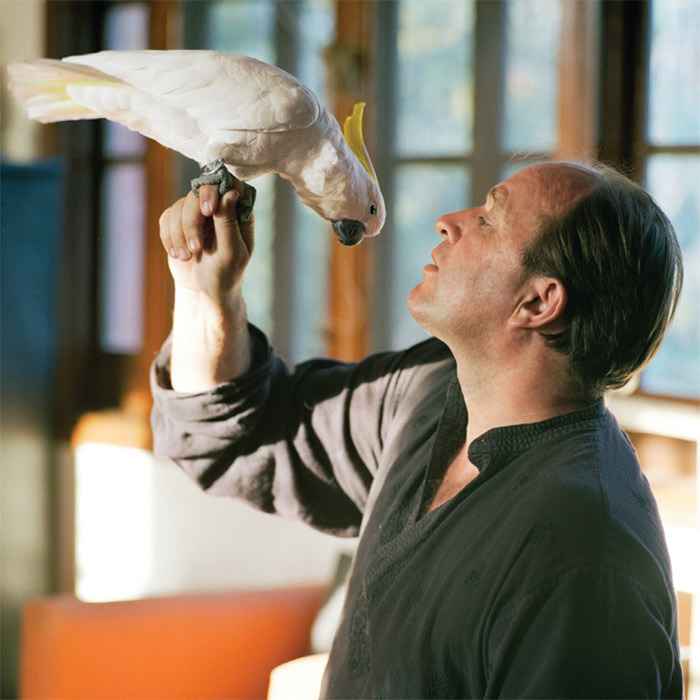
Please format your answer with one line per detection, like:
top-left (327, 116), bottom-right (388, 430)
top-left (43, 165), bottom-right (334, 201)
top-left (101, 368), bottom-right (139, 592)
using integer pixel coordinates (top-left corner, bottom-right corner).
top-left (74, 443), bottom-right (355, 602)
top-left (0, 0), bottom-right (45, 162)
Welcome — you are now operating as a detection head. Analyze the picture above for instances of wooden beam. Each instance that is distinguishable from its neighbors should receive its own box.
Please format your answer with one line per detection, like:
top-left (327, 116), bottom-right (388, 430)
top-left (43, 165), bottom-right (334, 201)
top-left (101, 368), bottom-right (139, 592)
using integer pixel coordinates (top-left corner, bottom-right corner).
top-left (555, 0), bottom-right (602, 162)
top-left (326, 0), bottom-right (376, 361)
top-left (122, 0), bottom-right (181, 424)
top-left (597, 0), bottom-right (647, 172)
top-left (74, 0), bottom-right (182, 446)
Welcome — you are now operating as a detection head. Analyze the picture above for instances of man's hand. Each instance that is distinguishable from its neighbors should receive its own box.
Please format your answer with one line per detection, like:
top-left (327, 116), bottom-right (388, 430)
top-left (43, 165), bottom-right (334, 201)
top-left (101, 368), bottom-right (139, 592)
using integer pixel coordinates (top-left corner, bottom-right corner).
top-left (159, 179), bottom-right (255, 392)
top-left (159, 179), bottom-right (254, 306)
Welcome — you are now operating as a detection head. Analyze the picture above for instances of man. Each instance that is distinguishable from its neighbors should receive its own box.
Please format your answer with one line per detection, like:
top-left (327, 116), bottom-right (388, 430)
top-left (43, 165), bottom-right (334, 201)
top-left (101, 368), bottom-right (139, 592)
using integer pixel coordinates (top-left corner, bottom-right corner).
top-left (151, 162), bottom-right (684, 698)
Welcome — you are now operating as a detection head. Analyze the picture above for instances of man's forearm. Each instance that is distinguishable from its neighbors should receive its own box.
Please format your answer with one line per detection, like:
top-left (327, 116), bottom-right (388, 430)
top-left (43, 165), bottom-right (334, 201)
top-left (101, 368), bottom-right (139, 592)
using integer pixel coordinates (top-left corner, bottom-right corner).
top-left (170, 287), bottom-right (252, 392)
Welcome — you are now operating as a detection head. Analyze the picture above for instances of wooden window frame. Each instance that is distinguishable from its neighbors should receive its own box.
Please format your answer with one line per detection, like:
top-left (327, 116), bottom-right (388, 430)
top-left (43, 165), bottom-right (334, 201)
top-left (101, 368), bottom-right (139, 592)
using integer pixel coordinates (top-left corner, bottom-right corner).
top-left (45, 1), bottom-right (178, 447)
top-left (600, 0), bottom-right (699, 405)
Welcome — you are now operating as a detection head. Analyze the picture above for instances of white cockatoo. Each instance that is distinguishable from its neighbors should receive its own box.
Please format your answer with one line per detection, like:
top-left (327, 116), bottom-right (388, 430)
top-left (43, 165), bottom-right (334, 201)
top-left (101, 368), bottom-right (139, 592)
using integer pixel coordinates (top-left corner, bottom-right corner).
top-left (8, 50), bottom-right (385, 246)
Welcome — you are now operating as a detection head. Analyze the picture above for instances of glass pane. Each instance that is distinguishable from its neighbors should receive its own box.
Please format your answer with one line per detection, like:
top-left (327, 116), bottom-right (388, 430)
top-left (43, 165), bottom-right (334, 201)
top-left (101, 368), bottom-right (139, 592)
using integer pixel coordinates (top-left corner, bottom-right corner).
top-left (641, 154), bottom-right (700, 398)
top-left (290, 198), bottom-right (332, 362)
top-left (241, 173), bottom-right (275, 335)
top-left (208, 0), bottom-right (276, 63)
top-left (288, 0), bottom-right (334, 362)
top-left (296, 0), bottom-right (334, 102)
top-left (502, 0), bottom-right (562, 153)
top-left (104, 2), bottom-right (149, 49)
top-left (100, 164), bottom-right (146, 354)
top-left (206, 0), bottom-right (276, 336)
top-left (104, 124), bottom-right (147, 160)
top-left (389, 165), bottom-right (470, 349)
top-left (395, 0), bottom-right (474, 157)
top-left (647, 0), bottom-right (700, 145)
top-left (103, 2), bottom-right (148, 158)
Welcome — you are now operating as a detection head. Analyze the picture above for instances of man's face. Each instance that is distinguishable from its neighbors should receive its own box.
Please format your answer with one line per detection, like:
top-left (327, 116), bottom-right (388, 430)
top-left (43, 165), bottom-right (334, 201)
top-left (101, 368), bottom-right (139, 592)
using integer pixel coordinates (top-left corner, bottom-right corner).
top-left (407, 163), bottom-right (592, 348)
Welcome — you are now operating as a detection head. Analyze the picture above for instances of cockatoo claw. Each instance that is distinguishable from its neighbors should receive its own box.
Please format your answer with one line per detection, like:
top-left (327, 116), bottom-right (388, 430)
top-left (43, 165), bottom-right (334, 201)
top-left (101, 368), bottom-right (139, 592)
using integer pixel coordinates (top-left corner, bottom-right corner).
top-left (236, 181), bottom-right (256, 223)
top-left (191, 159), bottom-right (234, 197)
top-left (190, 160), bottom-right (256, 222)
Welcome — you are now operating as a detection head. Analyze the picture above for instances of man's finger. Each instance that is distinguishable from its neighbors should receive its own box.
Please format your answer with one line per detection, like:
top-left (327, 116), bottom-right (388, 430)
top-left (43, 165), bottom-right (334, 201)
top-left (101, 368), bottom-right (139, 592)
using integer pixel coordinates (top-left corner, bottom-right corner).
top-left (181, 191), bottom-right (209, 254)
top-left (212, 188), bottom-right (242, 263)
top-left (159, 208), bottom-right (176, 258)
top-left (168, 199), bottom-right (191, 261)
top-left (198, 184), bottom-right (220, 217)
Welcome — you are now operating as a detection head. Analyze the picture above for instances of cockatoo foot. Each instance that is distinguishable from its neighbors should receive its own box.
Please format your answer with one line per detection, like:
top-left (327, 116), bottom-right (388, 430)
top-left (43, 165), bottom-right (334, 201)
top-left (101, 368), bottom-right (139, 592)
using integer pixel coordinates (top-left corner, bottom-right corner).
top-left (236, 181), bottom-right (256, 222)
top-left (190, 160), bottom-right (256, 222)
top-left (191, 159), bottom-right (233, 197)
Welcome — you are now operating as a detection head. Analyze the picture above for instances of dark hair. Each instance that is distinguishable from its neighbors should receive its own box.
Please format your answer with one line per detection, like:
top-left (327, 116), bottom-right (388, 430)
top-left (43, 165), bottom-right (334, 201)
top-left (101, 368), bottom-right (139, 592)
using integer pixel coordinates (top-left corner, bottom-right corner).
top-left (521, 163), bottom-right (683, 398)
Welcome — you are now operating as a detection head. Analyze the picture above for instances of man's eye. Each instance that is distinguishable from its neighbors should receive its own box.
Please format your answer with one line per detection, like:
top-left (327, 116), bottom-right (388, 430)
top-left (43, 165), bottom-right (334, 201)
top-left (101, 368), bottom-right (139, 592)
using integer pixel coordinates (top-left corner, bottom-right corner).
top-left (477, 215), bottom-right (489, 226)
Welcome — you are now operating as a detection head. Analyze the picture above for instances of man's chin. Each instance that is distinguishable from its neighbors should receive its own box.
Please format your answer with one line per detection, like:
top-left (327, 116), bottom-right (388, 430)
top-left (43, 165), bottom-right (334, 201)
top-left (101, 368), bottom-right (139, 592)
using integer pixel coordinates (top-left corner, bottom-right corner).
top-left (407, 287), bottom-right (433, 331)
top-left (406, 285), bottom-right (421, 317)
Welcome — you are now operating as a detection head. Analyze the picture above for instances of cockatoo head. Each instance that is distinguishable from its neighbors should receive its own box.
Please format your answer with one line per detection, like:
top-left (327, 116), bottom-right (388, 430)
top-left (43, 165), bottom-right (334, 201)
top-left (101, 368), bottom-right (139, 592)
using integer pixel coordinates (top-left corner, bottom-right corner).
top-left (332, 102), bottom-right (385, 246)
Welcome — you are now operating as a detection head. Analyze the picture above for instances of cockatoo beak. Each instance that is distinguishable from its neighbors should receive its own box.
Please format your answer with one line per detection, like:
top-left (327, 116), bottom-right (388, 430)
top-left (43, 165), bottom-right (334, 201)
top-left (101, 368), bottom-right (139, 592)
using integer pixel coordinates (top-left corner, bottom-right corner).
top-left (332, 219), bottom-right (365, 246)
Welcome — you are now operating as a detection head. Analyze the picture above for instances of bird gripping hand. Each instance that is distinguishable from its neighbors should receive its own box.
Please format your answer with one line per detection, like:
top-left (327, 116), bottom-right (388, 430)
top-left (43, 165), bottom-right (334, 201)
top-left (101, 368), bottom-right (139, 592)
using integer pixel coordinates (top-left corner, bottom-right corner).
top-left (191, 159), bottom-right (257, 223)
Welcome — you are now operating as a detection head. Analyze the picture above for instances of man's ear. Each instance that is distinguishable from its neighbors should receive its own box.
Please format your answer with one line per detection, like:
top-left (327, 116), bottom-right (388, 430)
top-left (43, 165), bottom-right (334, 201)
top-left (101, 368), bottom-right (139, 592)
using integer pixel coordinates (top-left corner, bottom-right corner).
top-left (509, 277), bottom-right (567, 331)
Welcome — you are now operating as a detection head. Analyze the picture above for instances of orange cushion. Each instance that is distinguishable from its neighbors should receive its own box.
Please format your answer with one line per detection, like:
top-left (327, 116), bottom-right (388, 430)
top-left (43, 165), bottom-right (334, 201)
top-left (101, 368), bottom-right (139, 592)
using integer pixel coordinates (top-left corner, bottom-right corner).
top-left (20, 585), bottom-right (326, 700)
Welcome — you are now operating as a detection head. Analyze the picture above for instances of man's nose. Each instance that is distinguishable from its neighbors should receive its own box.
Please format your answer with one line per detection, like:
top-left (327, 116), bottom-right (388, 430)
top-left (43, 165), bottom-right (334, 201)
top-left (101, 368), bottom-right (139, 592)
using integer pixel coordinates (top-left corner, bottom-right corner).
top-left (436, 213), bottom-right (461, 244)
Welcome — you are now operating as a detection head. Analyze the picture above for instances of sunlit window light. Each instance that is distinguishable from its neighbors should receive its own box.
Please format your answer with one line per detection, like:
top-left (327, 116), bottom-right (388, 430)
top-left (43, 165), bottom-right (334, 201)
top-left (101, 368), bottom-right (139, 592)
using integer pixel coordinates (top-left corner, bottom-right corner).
top-left (75, 443), bottom-right (154, 602)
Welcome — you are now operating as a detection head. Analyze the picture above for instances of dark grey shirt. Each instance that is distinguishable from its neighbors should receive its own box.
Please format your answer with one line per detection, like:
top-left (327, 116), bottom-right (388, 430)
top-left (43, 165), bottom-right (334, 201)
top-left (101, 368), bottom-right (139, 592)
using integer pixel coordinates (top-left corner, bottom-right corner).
top-left (151, 326), bottom-right (683, 699)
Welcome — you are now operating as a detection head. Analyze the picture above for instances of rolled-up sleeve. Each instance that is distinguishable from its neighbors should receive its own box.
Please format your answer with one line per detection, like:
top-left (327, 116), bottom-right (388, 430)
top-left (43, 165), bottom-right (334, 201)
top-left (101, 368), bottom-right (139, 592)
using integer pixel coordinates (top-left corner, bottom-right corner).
top-left (151, 325), bottom-right (428, 536)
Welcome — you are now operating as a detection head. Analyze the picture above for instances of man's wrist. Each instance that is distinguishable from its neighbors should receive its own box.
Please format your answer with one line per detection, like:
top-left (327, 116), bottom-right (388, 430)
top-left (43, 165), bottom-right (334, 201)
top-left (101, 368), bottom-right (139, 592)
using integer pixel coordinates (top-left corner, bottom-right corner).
top-left (173, 286), bottom-right (246, 328)
top-left (171, 286), bottom-right (252, 391)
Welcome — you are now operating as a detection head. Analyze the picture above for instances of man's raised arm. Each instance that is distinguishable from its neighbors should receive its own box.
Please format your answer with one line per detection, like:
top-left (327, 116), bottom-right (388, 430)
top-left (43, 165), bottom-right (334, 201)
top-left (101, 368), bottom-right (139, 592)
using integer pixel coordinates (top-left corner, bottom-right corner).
top-left (157, 181), bottom-right (254, 392)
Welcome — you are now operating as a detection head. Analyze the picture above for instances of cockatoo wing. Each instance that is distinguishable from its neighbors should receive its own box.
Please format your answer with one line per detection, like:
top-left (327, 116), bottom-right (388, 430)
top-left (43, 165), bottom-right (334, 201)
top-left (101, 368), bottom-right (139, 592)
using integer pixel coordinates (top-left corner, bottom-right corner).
top-left (9, 51), bottom-right (321, 166)
top-left (7, 58), bottom-right (126, 122)
top-left (65, 51), bottom-right (320, 132)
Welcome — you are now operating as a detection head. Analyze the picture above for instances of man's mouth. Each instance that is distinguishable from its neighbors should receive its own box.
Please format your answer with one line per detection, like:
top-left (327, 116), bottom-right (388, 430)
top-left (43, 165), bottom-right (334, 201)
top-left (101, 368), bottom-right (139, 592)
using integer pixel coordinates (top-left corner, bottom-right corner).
top-left (423, 254), bottom-right (439, 275)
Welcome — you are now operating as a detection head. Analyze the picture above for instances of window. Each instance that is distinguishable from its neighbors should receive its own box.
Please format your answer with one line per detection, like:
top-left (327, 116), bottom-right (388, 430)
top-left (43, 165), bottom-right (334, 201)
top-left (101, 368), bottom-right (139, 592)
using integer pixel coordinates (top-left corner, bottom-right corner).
top-left (43, 0), bottom-right (160, 422)
top-left (99, 3), bottom-right (149, 354)
top-left (49, 0), bottom-right (698, 409)
top-left (371, 0), bottom-right (563, 351)
top-left (638, 0), bottom-right (700, 399)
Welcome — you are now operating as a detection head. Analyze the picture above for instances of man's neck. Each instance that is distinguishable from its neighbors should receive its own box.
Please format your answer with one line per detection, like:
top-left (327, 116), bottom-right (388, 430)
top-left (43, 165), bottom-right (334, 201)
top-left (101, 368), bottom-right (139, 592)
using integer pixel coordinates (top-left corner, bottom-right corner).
top-left (453, 348), bottom-right (592, 460)
top-left (426, 342), bottom-right (593, 513)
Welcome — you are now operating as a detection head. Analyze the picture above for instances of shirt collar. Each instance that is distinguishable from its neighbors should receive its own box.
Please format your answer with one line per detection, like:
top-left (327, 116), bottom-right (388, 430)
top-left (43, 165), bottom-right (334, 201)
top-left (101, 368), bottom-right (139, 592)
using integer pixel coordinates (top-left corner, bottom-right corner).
top-left (466, 392), bottom-right (608, 473)
top-left (439, 377), bottom-right (608, 474)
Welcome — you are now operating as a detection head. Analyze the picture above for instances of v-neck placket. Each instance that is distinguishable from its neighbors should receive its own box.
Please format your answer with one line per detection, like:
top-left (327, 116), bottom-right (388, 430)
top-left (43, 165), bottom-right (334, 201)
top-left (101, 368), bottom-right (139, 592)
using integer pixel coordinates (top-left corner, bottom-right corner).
top-left (362, 390), bottom-right (609, 601)
top-left (362, 378), bottom-right (469, 601)
top-left (417, 377), bottom-right (468, 518)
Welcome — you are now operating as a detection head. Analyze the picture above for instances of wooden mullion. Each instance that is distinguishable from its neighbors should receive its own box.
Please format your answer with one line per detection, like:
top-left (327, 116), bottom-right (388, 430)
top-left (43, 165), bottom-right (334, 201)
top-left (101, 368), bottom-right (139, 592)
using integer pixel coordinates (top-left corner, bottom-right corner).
top-left (471, 0), bottom-right (506, 202)
top-left (73, 0), bottom-right (181, 446)
top-left (121, 0), bottom-right (181, 425)
top-left (368, 0), bottom-right (397, 352)
top-left (556, 0), bottom-right (602, 161)
top-left (46, 0), bottom-right (105, 438)
top-left (598, 0), bottom-right (648, 175)
top-left (326, 0), bottom-right (376, 361)
top-left (393, 155), bottom-right (475, 167)
top-left (638, 144), bottom-right (700, 157)
top-left (271, 0), bottom-right (300, 360)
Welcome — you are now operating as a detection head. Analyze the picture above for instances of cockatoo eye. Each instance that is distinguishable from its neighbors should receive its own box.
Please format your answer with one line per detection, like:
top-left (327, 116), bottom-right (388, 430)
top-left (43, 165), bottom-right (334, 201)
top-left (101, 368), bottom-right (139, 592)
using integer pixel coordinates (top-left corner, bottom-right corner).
top-left (369, 203), bottom-right (377, 216)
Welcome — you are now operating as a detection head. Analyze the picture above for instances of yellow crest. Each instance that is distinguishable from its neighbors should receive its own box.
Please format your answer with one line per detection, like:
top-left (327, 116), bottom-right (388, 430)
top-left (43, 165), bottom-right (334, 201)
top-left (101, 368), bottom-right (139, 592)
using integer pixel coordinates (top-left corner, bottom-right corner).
top-left (343, 102), bottom-right (376, 182)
